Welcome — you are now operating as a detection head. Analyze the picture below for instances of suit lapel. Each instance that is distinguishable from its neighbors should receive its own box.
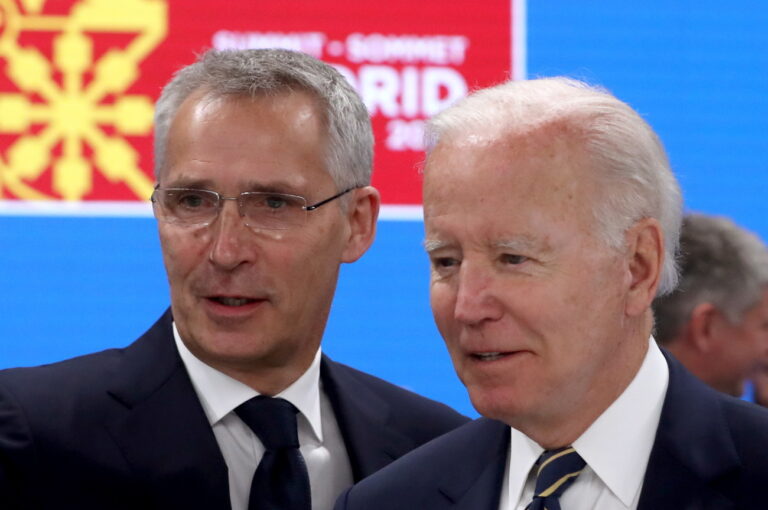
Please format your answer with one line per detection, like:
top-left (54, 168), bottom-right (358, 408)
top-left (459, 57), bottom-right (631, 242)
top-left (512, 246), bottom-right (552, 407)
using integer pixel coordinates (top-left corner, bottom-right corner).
top-left (104, 310), bottom-right (230, 509)
top-left (638, 353), bottom-right (739, 510)
top-left (435, 418), bottom-right (509, 509)
top-left (323, 358), bottom-right (506, 508)
top-left (321, 357), bottom-right (417, 480)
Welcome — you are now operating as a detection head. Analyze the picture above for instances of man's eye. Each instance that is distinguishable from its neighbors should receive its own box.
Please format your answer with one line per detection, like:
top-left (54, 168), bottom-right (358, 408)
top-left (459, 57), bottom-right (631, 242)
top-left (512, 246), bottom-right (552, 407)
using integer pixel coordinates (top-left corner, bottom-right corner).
top-left (265, 195), bottom-right (289, 209)
top-left (177, 192), bottom-right (208, 208)
top-left (433, 257), bottom-right (459, 269)
top-left (501, 254), bottom-right (527, 265)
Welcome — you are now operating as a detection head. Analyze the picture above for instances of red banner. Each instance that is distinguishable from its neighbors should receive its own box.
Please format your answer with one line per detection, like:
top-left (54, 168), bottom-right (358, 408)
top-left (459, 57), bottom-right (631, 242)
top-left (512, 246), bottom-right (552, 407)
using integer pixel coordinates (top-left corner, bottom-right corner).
top-left (0, 0), bottom-right (519, 205)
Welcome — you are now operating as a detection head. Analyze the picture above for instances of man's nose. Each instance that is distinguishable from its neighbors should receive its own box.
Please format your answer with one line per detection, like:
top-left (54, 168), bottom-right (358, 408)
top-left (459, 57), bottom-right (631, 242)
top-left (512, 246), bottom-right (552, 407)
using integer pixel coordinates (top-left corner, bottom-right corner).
top-left (453, 262), bottom-right (504, 326)
top-left (208, 199), bottom-right (253, 270)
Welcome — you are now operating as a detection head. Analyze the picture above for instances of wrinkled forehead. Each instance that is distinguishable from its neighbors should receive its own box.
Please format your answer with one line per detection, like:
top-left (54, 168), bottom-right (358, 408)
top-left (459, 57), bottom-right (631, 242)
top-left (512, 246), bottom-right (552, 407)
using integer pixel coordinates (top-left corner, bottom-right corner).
top-left (186, 86), bottom-right (327, 125)
top-left (424, 126), bottom-right (597, 215)
top-left (161, 87), bottom-right (334, 193)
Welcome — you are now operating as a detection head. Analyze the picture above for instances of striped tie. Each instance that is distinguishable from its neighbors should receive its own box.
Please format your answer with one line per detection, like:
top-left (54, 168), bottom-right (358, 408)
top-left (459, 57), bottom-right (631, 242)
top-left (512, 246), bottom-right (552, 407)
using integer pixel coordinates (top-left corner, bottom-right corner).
top-left (526, 446), bottom-right (586, 510)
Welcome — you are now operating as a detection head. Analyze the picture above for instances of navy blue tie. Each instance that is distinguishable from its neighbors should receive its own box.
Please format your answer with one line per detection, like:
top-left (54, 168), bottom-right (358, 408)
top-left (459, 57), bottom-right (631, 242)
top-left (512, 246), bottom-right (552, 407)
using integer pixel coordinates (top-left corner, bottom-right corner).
top-left (235, 396), bottom-right (311, 510)
top-left (526, 447), bottom-right (586, 510)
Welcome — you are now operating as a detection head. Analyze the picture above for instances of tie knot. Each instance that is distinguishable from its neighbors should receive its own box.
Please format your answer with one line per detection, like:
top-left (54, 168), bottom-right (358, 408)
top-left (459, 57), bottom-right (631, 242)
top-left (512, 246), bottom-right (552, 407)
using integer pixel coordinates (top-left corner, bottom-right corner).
top-left (235, 396), bottom-right (300, 450)
top-left (527, 446), bottom-right (586, 510)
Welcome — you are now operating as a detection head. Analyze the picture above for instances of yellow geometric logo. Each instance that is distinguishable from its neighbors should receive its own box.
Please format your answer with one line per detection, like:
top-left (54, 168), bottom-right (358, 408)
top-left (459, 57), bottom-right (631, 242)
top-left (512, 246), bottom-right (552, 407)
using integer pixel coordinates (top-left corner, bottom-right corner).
top-left (0, 0), bottom-right (167, 201)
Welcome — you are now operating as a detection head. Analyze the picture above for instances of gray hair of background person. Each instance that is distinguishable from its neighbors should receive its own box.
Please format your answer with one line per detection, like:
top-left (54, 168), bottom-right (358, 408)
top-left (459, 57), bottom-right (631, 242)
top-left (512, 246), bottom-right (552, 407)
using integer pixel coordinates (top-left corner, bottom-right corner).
top-left (153, 48), bottom-right (373, 190)
top-left (654, 214), bottom-right (768, 344)
top-left (424, 77), bottom-right (682, 295)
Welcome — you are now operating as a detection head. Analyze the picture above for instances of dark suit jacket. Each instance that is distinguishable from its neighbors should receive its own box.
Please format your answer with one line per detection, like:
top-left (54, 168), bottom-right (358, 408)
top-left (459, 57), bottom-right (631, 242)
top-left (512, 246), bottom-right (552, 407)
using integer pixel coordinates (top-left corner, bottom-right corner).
top-left (0, 310), bottom-right (468, 509)
top-left (335, 353), bottom-right (768, 510)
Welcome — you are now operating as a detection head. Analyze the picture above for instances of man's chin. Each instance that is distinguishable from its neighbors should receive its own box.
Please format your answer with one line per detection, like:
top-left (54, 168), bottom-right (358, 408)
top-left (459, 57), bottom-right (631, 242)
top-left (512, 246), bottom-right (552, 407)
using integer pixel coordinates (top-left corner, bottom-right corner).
top-left (182, 329), bottom-right (270, 364)
top-left (466, 384), bottom-right (527, 423)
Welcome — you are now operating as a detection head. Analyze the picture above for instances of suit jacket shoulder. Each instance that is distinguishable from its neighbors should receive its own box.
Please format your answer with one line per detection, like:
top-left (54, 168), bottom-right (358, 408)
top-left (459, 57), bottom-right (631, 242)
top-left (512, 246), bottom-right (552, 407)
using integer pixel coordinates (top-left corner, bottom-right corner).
top-left (640, 352), bottom-right (768, 509)
top-left (336, 417), bottom-right (509, 510)
top-left (0, 310), bottom-right (230, 510)
top-left (321, 357), bottom-right (470, 480)
top-left (0, 335), bottom-right (142, 508)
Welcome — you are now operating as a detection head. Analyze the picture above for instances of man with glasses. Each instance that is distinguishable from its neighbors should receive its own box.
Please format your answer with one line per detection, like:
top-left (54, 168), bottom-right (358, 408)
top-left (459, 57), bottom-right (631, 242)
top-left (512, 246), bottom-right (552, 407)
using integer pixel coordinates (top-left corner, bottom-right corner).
top-left (0, 49), bottom-right (467, 510)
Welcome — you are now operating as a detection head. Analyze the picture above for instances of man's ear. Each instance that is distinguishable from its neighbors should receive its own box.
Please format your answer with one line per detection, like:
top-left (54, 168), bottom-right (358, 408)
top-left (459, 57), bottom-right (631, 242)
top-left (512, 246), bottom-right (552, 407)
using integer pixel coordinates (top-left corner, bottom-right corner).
top-left (341, 186), bottom-right (380, 263)
top-left (687, 302), bottom-right (720, 352)
top-left (625, 217), bottom-right (664, 316)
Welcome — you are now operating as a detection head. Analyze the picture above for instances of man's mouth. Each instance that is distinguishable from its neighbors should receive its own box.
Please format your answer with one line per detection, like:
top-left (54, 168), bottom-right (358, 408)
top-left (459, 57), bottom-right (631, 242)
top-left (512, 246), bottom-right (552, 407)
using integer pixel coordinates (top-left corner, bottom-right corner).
top-left (472, 352), bottom-right (506, 361)
top-left (208, 296), bottom-right (259, 307)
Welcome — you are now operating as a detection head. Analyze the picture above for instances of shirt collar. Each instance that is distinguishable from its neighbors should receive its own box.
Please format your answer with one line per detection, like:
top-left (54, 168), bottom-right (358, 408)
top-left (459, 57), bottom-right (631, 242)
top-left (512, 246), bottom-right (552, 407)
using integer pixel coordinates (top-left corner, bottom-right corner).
top-left (173, 322), bottom-right (324, 442)
top-left (507, 431), bottom-right (544, 506)
top-left (506, 337), bottom-right (669, 506)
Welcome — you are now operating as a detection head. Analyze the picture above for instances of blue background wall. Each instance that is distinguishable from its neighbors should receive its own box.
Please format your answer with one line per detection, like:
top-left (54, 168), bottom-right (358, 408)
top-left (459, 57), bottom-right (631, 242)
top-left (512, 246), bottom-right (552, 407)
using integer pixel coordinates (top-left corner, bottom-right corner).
top-left (2, 2), bottom-right (767, 417)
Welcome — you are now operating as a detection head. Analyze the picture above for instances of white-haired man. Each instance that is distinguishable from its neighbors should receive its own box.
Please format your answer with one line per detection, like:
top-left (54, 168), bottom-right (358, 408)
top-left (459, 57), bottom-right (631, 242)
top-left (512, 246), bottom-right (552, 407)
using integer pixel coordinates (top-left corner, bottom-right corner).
top-left (335, 78), bottom-right (768, 510)
top-left (654, 213), bottom-right (768, 396)
top-left (0, 49), bottom-right (468, 510)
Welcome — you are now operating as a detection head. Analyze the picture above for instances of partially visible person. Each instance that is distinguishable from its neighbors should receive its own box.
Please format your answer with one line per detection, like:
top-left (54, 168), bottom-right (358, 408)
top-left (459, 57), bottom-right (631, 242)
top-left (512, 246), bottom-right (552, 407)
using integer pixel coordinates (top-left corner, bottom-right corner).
top-left (0, 49), bottom-right (468, 510)
top-left (335, 77), bottom-right (768, 510)
top-left (654, 213), bottom-right (768, 396)
top-left (750, 362), bottom-right (768, 407)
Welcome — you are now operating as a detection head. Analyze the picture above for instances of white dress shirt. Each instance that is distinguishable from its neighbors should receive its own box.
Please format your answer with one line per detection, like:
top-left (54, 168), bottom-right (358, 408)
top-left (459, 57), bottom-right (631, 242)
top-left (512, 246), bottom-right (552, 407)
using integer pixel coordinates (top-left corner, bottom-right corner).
top-left (499, 337), bottom-right (669, 510)
top-left (174, 323), bottom-right (354, 510)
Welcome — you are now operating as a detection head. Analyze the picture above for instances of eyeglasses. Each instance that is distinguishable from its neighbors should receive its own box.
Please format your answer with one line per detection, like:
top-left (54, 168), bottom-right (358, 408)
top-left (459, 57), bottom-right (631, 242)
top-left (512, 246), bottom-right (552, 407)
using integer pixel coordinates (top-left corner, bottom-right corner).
top-left (151, 186), bottom-right (356, 231)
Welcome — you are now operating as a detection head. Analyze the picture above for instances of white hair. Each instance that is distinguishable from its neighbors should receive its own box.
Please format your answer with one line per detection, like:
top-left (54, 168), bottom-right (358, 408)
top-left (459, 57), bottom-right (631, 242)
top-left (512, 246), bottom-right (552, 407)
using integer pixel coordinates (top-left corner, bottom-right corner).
top-left (425, 77), bottom-right (682, 295)
top-left (153, 49), bottom-right (373, 190)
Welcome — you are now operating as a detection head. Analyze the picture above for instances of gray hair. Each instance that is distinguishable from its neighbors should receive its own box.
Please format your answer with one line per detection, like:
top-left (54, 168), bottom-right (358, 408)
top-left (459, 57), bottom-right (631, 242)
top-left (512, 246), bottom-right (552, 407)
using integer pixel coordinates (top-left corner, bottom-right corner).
top-left (425, 77), bottom-right (682, 295)
top-left (654, 214), bottom-right (768, 344)
top-left (153, 49), bottom-right (373, 189)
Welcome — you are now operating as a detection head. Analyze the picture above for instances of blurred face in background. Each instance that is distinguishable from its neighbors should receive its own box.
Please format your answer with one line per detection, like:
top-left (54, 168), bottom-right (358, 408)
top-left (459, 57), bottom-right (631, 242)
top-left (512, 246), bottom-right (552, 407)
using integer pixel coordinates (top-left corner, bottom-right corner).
top-left (708, 288), bottom-right (768, 396)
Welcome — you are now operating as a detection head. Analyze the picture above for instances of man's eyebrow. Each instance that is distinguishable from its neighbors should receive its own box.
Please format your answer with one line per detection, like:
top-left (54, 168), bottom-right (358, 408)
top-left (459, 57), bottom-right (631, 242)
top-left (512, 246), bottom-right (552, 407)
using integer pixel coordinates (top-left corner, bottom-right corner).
top-left (159, 178), bottom-right (302, 194)
top-left (494, 237), bottom-right (547, 252)
top-left (163, 177), bottom-right (215, 189)
top-left (423, 239), bottom-right (449, 253)
top-left (244, 181), bottom-right (303, 194)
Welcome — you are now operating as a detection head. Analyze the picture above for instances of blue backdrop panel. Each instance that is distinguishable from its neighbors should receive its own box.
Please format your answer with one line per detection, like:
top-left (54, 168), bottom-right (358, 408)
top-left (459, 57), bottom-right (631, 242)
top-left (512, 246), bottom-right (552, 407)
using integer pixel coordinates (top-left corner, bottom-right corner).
top-left (0, 216), bottom-right (168, 366)
top-left (528, 1), bottom-right (768, 239)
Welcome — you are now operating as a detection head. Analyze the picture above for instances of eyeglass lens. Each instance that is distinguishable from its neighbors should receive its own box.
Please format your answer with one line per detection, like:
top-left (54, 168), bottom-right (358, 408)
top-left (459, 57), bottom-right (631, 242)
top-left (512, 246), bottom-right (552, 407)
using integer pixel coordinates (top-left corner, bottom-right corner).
top-left (152, 189), bottom-right (309, 230)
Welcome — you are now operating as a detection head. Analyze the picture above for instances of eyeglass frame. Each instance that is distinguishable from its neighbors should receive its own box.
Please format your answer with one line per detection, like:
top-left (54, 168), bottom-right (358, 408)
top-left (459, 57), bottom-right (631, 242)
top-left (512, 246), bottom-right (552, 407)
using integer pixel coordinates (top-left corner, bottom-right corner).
top-left (150, 185), bottom-right (358, 230)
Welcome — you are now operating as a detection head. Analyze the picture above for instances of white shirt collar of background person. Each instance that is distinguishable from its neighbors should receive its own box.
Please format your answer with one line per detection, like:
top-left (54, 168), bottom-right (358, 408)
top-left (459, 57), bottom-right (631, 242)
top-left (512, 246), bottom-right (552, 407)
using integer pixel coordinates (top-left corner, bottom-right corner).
top-left (174, 322), bottom-right (353, 510)
top-left (500, 336), bottom-right (669, 510)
